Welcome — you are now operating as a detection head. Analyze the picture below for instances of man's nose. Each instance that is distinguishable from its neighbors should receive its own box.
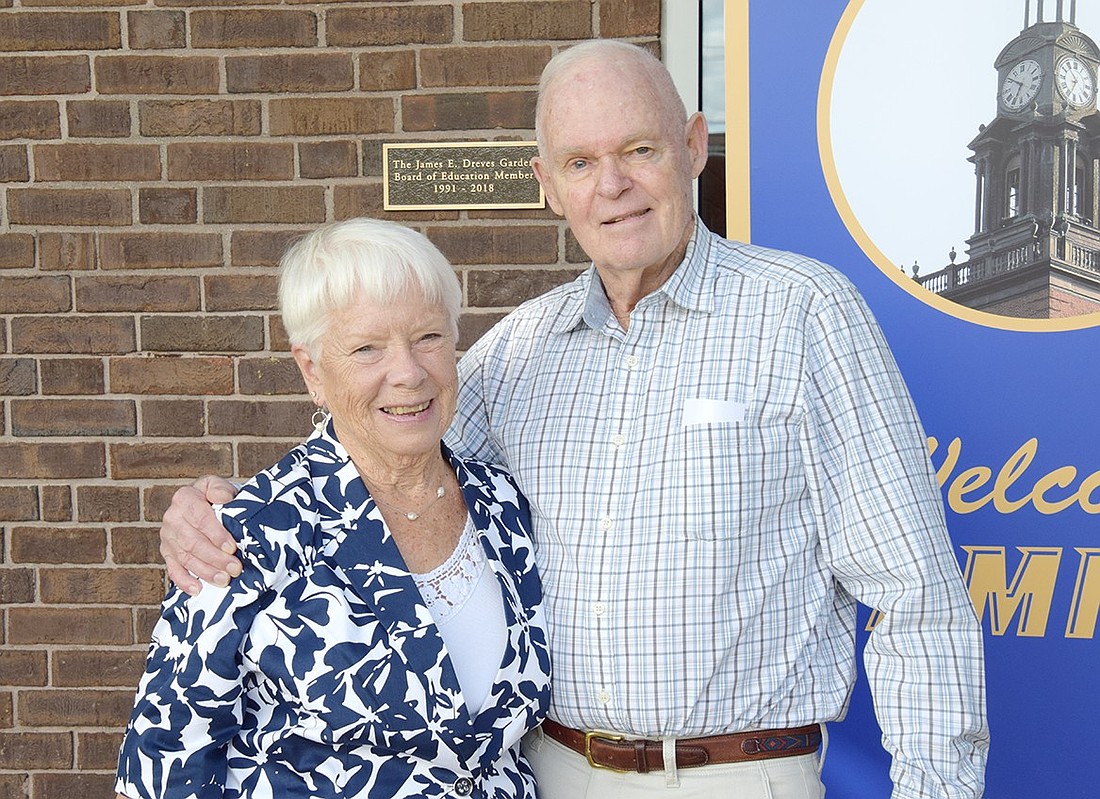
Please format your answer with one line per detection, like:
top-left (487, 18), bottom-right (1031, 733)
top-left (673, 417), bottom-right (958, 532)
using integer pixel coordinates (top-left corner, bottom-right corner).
top-left (595, 157), bottom-right (631, 197)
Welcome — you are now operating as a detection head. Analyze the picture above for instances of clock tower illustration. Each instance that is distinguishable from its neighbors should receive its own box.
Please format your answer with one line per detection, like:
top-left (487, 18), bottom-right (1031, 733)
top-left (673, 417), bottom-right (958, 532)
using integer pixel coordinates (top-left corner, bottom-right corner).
top-left (919, 0), bottom-right (1100, 318)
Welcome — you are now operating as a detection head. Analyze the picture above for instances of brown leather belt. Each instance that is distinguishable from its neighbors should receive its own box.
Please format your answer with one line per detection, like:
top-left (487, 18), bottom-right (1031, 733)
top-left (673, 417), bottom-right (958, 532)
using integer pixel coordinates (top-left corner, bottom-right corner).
top-left (541, 718), bottom-right (822, 773)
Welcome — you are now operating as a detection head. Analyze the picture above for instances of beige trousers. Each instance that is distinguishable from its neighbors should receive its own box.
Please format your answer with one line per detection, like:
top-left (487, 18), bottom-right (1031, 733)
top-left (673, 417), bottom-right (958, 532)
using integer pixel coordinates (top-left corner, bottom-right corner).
top-left (523, 726), bottom-right (827, 799)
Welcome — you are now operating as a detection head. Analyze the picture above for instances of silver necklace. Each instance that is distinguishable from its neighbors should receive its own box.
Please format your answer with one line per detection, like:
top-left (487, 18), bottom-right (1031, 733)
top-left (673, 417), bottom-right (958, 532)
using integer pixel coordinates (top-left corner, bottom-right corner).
top-left (370, 484), bottom-right (446, 521)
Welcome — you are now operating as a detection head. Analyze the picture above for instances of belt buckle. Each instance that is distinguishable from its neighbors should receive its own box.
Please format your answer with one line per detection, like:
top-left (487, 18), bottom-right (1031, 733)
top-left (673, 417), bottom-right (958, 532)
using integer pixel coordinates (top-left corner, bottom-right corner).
top-left (584, 729), bottom-right (627, 772)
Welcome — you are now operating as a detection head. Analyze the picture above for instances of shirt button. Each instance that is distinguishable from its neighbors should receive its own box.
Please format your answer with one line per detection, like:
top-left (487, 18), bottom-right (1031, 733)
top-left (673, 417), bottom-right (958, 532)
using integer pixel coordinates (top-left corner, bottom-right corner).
top-left (597, 690), bottom-right (611, 704)
top-left (454, 777), bottom-right (474, 796)
top-left (599, 517), bottom-right (612, 530)
top-left (593, 602), bottom-right (606, 616)
top-left (611, 434), bottom-right (626, 447)
top-left (625, 355), bottom-right (639, 369)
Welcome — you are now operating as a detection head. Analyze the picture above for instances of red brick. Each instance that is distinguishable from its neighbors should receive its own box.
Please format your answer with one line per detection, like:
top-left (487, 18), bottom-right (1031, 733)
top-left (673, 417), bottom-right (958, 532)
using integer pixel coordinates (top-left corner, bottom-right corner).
top-left (66, 100), bottom-right (131, 137)
top-left (239, 440), bottom-right (301, 477)
top-left (191, 9), bottom-right (317, 48)
top-left (12, 399), bottom-right (135, 436)
top-left (468, 267), bottom-right (580, 306)
top-left (421, 46), bottom-right (549, 87)
top-left (0, 100), bottom-right (59, 139)
top-left (40, 486), bottom-right (73, 522)
top-left (463, 1), bottom-right (592, 40)
top-left (270, 316), bottom-right (290, 352)
top-left (0, 693), bottom-right (12, 728)
top-left (0, 358), bottom-right (36, 395)
top-left (0, 145), bottom-right (28, 182)
top-left (0, 650), bottom-right (47, 686)
top-left (142, 486), bottom-right (179, 522)
top-left (140, 315), bottom-right (266, 353)
top-left (34, 143), bottom-right (158, 181)
top-left (0, 55), bottom-right (89, 94)
top-left (41, 568), bottom-right (164, 605)
top-left (458, 310), bottom-right (506, 351)
top-left (204, 274), bottom-right (277, 312)
top-left (19, 688), bottom-right (135, 727)
top-left (77, 275), bottom-right (200, 313)
top-left (167, 142), bottom-right (293, 181)
top-left (0, 569), bottom-right (35, 603)
top-left (76, 485), bottom-right (140, 522)
top-left (99, 232), bottom-right (222, 270)
top-left (141, 399), bottom-right (206, 437)
top-left (31, 773), bottom-right (117, 798)
top-left (0, 11), bottom-right (120, 51)
top-left (95, 55), bottom-right (219, 95)
top-left (269, 97), bottom-right (393, 136)
top-left (110, 442), bottom-right (233, 479)
top-left (128, 10), bottom-right (186, 49)
top-left (54, 650), bottom-right (146, 688)
top-left (204, 185), bottom-right (326, 224)
top-left (230, 229), bottom-right (306, 267)
top-left (357, 50), bottom-right (417, 91)
top-left (138, 187), bottom-right (198, 224)
top-left (39, 232), bottom-right (96, 271)
top-left (11, 316), bottom-right (135, 354)
top-left (239, 355), bottom-right (305, 395)
top-left (136, 607), bottom-right (161, 641)
top-left (0, 486), bottom-right (37, 521)
top-left (299, 140), bottom-right (357, 179)
top-left (0, 276), bottom-right (70, 314)
top-left (428, 225), bottom-right (556, 265)
top-left (10, 527), bottom-right (106, 564)
top-left (8, 188), bottom-right (131, 226)
top-left (226, 52), bottom-right (353, 93)
top-left (0, 775), bottom-right (26, 796)
top-left (139, 99), bottom-right (262, 136)
top-left (0, 233), bottom-right (34, 267)
top-left (207, 399), bottom-right (312, 437)
top-left (110, 356), bottom-right (233, 395)
top-left (9, 607), bottom-right (132, 645)
top-left (600, 0), bottom-right (661, 38)
top-left (327, 5), bottom-right (453, 46)
top-left (40, 357), bottom-right (105, 395)
top-left (0, 732), bottom-right (71, 769)
top-left (0, 443), bottom-right (105, 479)
top-left (77, 730), bottom-right (125, 770)
top-left (110, 525), bottom-right (161, 563)
top-left (403, 91), bottom-right (535, 132)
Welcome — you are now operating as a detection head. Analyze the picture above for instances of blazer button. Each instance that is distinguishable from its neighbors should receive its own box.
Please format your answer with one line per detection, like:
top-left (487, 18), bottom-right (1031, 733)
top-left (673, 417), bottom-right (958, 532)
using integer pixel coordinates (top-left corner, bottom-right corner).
top-left (454, 776), bottom-right (474, 796)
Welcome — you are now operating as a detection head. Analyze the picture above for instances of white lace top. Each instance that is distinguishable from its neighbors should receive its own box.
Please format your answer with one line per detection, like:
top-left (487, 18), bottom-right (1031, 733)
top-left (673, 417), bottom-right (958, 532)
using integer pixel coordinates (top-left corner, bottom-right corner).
top-left (412, 516), bottom-right (508, 714)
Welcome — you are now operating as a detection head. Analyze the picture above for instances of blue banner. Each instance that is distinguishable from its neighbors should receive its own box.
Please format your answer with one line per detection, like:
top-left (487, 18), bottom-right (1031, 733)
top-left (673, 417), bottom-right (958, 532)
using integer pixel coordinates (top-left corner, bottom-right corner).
top-left (745, 1), bottom-right (1100, 795)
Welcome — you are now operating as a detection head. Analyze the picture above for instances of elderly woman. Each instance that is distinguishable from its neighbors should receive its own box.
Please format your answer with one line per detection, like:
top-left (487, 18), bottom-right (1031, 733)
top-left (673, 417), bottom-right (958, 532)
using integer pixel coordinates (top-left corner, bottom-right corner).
top-left (115, 218), bottom-right (551, 799)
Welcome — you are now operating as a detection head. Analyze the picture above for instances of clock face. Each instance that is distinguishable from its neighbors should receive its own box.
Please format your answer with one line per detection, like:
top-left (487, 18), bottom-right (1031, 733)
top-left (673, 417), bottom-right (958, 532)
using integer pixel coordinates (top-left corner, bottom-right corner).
top-left (1055, 56), bottom-right (1096, 107)
top-left (1001, 59), bottom-right (1043, 111)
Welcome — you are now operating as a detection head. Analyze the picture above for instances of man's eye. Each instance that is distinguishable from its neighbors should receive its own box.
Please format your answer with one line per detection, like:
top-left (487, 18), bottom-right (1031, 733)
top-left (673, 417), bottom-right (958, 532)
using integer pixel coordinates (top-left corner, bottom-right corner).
top-left (634, 146), bottom-right (652, 156)
top-left (568, 159), bottom-right (589, 171)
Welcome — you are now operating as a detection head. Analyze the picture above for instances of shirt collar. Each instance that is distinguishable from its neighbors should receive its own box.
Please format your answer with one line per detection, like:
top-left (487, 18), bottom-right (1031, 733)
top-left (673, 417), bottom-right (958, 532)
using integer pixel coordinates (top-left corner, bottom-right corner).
top-left (554, 219), bottom-right (716, 334)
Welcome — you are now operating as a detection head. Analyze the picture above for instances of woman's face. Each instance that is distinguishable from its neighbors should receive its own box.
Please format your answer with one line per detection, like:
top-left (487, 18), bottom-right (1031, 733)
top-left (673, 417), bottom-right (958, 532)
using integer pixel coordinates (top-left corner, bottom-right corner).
top-left (293, 289), bottom-right (458, 466)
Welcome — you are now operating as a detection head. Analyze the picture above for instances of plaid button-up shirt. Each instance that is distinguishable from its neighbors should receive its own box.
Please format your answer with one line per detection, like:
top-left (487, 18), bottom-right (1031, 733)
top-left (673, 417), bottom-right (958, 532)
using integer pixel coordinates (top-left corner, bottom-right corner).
top-left (449, 222), bottom-right (988, 798)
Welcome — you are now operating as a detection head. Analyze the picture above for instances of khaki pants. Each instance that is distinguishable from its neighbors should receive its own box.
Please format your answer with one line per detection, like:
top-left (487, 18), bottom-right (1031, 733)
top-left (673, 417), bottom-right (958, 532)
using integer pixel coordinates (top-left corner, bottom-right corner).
top-left (523, 726), bottom-right (827, 799)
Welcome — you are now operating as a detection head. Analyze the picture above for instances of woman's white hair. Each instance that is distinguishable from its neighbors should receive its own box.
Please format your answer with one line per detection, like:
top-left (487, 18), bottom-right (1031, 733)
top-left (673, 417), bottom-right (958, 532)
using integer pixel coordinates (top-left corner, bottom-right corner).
top-left (278, 218), bottom-right (461, 354)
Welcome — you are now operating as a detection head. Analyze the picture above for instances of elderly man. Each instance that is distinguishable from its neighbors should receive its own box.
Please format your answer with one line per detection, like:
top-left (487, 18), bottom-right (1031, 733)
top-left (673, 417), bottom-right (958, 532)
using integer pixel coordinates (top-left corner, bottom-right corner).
top-left (161, 40), bottom-right (988, 799)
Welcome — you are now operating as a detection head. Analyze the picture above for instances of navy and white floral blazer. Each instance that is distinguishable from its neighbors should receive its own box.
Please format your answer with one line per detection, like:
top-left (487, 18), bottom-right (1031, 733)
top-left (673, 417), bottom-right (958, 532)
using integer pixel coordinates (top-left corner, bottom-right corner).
top-left (116, 422), bottom-right (551, 799)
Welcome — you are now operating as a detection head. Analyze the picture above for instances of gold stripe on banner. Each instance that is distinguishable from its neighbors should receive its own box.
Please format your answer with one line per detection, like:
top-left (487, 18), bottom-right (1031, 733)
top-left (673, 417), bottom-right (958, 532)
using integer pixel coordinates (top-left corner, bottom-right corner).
top-left (725, 0), bottom-right (751, 243)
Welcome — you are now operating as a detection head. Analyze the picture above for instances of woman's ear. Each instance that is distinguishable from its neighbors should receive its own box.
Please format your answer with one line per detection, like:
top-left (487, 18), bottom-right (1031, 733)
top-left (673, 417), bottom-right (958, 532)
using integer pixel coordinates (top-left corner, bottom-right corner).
top-left (292, 344), bottom-right (324, 406)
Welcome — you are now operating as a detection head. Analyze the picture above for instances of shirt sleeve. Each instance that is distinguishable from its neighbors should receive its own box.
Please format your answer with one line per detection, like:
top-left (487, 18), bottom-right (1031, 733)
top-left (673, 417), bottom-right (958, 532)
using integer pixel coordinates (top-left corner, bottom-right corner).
top-left (115, 514), bottom-right (272, 799)
top-left (450, 328), bottom-right (507, 466)
top-left (800, 282), bottom-right (989, 799)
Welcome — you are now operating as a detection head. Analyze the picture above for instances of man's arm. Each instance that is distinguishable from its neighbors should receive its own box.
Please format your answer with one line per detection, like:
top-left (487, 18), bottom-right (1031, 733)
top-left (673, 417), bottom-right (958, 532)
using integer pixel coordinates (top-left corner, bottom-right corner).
top-left (160, 476), bottom-right (243, 595)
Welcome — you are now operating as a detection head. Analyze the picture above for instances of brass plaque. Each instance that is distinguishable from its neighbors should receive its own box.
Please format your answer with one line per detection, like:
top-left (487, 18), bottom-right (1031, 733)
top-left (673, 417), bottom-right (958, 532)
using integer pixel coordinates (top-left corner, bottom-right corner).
top-left (383, 141), bottom-right (544, 210)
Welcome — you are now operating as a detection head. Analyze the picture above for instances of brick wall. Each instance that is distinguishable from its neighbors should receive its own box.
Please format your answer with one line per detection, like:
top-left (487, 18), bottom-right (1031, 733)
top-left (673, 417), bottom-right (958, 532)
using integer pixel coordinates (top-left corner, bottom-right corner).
top-left (0, 1), bottom-right (661, 794)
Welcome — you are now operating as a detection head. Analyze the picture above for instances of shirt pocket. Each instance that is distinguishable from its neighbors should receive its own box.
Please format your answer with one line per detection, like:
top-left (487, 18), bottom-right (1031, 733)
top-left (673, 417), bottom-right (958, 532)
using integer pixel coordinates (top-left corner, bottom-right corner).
top-left (678, 419), bottom-right (805, 542)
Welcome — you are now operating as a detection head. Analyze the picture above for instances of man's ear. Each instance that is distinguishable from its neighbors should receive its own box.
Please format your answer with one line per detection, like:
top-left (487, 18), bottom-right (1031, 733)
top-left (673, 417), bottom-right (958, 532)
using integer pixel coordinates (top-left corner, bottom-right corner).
top-left (531, 155), bottom-right (565, 216)
top-left (292, 344), bottom-right (324, 406)
top-left (685, 112), bottom-right (709, 179)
